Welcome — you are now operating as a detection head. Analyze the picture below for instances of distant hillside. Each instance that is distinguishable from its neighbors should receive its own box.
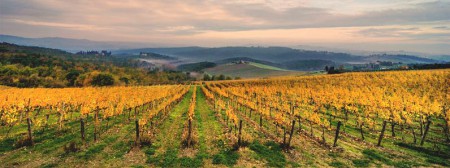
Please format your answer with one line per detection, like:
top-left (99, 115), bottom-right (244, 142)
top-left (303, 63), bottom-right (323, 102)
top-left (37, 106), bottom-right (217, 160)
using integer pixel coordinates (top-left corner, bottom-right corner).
top-left (204, 63), bottom-right (304, 78)
top-left (249, 62), bottom-right (289, 71)
top-left (0, 34), bottom-right (153, 52)
top-left (137, 52), bottom-right (177, 60)
top-left (177, 62), bottom-right (217, 72)
top-left (281, 60), bottom-right (335, 71)
top-left (180, 57), bottom-right (334, 72)
top-left (115, 46), bottom-right (347, 62)
top-left (0, 43), bottom-right (191, 87)
top-left (0, 42), bottom-right (73, 56)
top-left (2, 35), bottom-right (441, 68)
top-left (214, 57), bottom-right (282, 67)
top-left (364, 54), bottom-right (439, 64)
top-left (152, 46), bottom-right (361, 63)
top-left (115, 47), bottom-right (440, 67)
top-left (113, 47), bottom-right (205, 56)
top-left (424, 55), bottom-right (450, 62)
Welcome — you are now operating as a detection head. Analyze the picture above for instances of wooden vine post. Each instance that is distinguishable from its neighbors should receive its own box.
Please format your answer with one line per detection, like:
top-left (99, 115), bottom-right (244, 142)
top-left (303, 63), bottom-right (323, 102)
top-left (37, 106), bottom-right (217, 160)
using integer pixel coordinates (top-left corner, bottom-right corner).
top-left (80, 118), bottom-right (85, 144)
top-left (411, 126), bottom-right (417, 144)
top-left (59, 102), bottom-right (66, 130)
top-left (259, 115), bottom-right (263, 127)
top-left (128, 108), bottom-right (131, 122)
top-left (298, 116), bottom-right (302, 132)
top-left (27, 117), bottom-right (34, 145)
top-left (377, 120), bottom-right (387, 147)
top-left (391, 123), bottom-right (396, 137)
top-left (287, 120), bottom-right (296, 149)
top-left (238, 120), bottom-right (243, 147)
top-left (135, 120), bottom-right (140, 146)
top-left (333, 121), bottom-right (342, 147)
top-left (43, 114), bottom-right (50, 132)
top-left (321, 126), bottom-right (326, 143)
top-left (359, 124), bottom-right (365, 140)
top-left (94, 108), bottom-right (99, 142)
top-left (25, 99), bottom-right (33, 145)
top-left (420, 118), bottom-right (431, 146)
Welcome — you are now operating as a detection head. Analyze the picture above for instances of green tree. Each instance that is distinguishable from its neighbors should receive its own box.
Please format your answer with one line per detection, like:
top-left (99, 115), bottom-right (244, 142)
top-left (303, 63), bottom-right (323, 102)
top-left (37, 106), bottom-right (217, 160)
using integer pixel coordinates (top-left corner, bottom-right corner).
top-left (119, 77), bottom-right (130, 85)
top-left (17, 76), bottom-right (40, 88)
top-left (218, 74), bottom-right (226, 80)
top-left (91, 73), bottom-right (115, 86)
top-left (203, 74), bottom-right (211, 81)
top-left (65, 70), bottom-right (80, 86)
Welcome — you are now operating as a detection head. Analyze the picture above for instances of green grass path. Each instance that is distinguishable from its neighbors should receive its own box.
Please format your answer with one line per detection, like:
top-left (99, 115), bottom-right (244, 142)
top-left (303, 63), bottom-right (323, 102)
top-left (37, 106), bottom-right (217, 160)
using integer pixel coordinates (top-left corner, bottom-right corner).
top-left (146, 86), bottom-right (236, 167)
top-left (145, 87), bottom-right (192, 167)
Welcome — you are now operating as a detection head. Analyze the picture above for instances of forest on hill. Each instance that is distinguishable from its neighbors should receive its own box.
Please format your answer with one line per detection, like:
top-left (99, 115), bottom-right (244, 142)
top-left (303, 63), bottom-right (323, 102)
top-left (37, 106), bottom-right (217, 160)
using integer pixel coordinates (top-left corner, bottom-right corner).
top-left (0, 43), bottom-right (192, 88)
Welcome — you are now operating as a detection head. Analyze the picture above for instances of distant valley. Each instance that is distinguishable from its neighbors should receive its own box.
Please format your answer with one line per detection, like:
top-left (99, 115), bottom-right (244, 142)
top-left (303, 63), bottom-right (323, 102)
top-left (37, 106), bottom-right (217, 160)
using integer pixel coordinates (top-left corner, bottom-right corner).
top-left (1, 34), bottom-right (449, 79)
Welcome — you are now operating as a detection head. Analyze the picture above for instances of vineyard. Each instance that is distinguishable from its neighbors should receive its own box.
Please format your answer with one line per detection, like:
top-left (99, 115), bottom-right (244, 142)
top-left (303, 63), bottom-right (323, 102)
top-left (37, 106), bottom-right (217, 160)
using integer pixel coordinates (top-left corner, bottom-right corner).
top-left (0, 69), bottom-right (449, 167)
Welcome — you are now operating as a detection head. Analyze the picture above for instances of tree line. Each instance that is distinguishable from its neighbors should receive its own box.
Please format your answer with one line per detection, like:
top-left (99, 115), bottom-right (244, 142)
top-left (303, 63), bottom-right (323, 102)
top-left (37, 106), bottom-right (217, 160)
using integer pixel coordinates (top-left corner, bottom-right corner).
top-left (203, 74), bottom-right (240, 81)
top-left (0, 43), bottom-right (193, 87)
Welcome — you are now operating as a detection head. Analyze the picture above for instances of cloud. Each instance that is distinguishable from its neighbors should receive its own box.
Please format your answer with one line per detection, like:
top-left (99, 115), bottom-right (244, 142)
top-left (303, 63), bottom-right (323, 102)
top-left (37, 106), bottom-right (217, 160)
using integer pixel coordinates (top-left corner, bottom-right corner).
top-left (2, 0), bottom-right (449, 32)
top-left (433, 26), bottom-right (450, 30)
top-left (220, 1), bottom-right (450, 30)
top-left (355, 25), bottom-right (450, 43)
top-left (155, 25), bottom-right (203, 35)
top-left (1, 0), bottom-right (450, 53)
top-left (356, 27), bottom-right (421, 37)
top-left (10, 19), bottom-right (109, 31)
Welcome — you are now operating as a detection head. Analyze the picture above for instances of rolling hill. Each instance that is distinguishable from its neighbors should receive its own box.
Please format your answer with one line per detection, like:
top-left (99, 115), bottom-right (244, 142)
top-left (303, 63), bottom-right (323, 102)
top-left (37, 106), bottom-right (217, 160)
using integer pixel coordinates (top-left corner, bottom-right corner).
top-left (204, 62), bottom-right (305, 78)
top-left (363, 54), bottom-right (438, 64)
top-left (0, 43), bottom-right (192, 87)
top-left (121, 46), bottom-right (361, 63)
top-left (282, 59), bottom-right (336, 71)
top-left (214, 57), bottom-right (282, 68)
top-left (114, 46), bottom-right (441, 67)
top-left (428, 55), bottom-right (450, 62)
top-left (177, 62), bottom-right (217, 72)
top-left (2, 35), bottom-right (444, 73)
top-left (113, 47), bottom-right (205, 56)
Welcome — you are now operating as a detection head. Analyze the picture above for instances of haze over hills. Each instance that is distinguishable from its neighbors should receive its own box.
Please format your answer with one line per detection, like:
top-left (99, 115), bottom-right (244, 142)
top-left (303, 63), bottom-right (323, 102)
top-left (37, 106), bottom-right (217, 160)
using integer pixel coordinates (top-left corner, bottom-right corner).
top-left (0, 34), bottom-right (450, 57)
top-left (1, 34), bottom-right (447, 73)
top-left (115, 46), bottom-right (441, 64)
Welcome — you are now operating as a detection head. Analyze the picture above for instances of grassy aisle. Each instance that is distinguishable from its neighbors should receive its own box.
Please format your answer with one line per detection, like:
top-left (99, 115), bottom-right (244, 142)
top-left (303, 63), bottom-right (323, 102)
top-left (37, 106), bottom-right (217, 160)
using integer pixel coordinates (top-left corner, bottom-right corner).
top-left (195, 86), bottom-right (238, 167)
top-left (145, 87), bottom-right (193, 167)
top-left (146, 86), bottom-right (238, 167)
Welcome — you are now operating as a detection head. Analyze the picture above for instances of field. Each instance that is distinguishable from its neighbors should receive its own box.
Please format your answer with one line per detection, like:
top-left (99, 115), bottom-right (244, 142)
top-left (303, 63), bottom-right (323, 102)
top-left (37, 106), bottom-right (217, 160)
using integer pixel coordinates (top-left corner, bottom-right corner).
top-left (0, 69), bottom-right (449, 168)
top-left (204, 63), bottom-right (305, 79)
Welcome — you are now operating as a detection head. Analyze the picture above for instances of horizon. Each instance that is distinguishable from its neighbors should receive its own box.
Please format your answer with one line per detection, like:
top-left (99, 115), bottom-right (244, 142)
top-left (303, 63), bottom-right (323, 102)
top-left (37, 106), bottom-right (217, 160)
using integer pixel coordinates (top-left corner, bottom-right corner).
top-left (1, 0), bottom-right (450, 54)
top-left (0, 34), bottom-right (448, 57)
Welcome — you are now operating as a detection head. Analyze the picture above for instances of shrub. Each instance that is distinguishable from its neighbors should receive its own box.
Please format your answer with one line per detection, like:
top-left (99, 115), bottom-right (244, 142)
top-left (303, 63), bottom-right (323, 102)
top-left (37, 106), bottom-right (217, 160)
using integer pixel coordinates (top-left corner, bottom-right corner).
top-left (91, 73), bottom-right (115, 86)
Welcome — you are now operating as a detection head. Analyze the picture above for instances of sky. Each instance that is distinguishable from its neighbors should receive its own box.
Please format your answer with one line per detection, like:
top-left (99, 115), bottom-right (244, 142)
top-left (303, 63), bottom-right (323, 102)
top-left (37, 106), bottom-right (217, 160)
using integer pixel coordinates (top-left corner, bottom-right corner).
top-left (1, 0), bottom-right (450, 54)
